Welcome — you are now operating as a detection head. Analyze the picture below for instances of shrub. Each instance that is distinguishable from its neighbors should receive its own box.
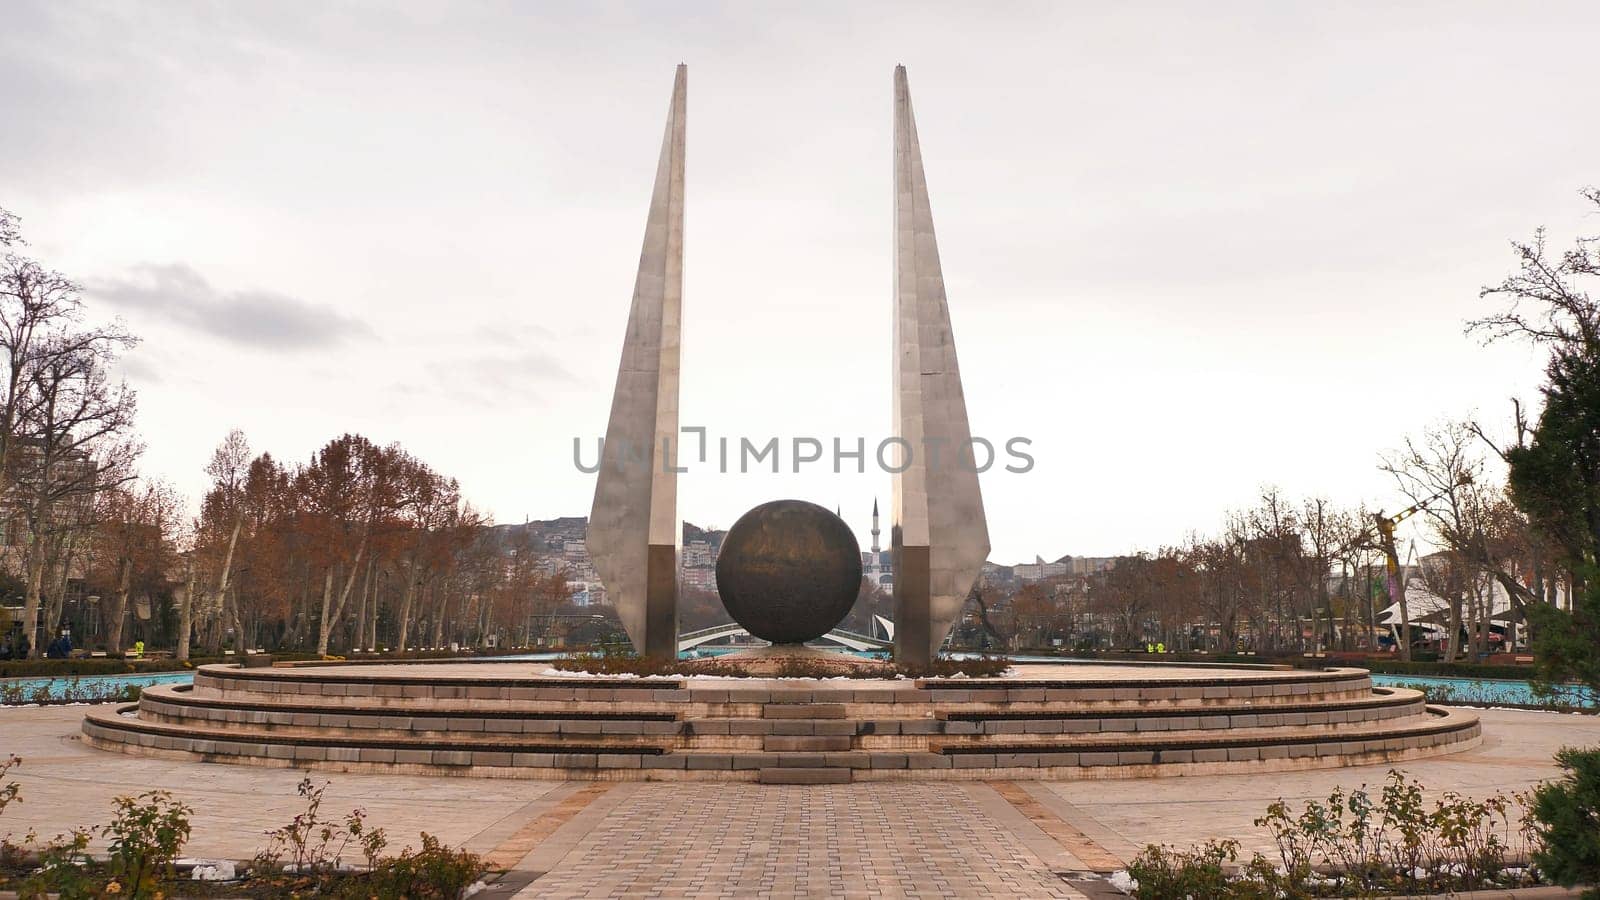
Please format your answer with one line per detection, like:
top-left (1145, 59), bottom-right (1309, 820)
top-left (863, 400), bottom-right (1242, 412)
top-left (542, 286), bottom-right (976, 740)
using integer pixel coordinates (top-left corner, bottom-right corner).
top-left (1122, 769), bottom-right (1535, 898)
top-left (253, 779), bottom-right (479, 898)
top-left (0, 755), bottom-right (19, 819)
top-left (1530, 746), bottom-right (1600, 899)
top-left (254, 776), bottom-right (387, 888)
top-left (1253, 769), bottom-right (1529, 897)
top-left (1124, 839), bottom-right (1280, 899)
top-left (102, 791), bottom-right (193, 898)
top-left (12, 827), bottom-right (95, 900)
top-left (0, 659), bottom-right (190, 679)
top-left (355, 832), bottom-right (486, 899)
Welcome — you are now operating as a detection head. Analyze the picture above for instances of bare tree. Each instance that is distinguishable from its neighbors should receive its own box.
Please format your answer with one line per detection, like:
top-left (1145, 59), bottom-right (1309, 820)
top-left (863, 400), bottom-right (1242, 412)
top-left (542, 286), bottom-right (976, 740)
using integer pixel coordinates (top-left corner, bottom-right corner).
top-left (1382, 423), bottom-right (1538, 653)
top-left (194, 430), bottom-right (250, 649)
top-left (8, 339), bottom-right (139, 656)
top-left (1470, 188), bottom-right (1600, 356)
top-left (0, 212), bottom-right (140, 656)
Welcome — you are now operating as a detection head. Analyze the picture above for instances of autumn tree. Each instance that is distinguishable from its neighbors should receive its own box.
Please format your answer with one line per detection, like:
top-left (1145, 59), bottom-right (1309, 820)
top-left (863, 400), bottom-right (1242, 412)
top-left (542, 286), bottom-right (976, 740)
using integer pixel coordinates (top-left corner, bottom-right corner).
top-left (88, 479), bottom-right (182, 653)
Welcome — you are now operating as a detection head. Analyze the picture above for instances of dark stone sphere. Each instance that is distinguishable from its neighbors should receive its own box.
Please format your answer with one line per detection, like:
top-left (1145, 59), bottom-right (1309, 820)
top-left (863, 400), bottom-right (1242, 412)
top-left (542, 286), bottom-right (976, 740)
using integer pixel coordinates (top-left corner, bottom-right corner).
top-left (715, 500), bottom-right (863, 645)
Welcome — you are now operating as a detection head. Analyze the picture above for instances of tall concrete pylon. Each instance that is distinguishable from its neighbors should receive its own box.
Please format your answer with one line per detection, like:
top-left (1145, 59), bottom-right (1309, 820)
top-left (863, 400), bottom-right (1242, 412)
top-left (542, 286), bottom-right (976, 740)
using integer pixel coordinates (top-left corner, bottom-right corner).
top-left (588, 64), bottom-right (686, 658)
top-left (890, 65), bottom-right (991, 666)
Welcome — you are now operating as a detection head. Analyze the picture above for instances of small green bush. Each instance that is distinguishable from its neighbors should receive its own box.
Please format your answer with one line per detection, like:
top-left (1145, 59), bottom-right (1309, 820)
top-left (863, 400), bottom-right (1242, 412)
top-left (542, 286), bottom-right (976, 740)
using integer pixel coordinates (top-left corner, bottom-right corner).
top-left (251, 778), bottom-right (483, 897)
top-left (254, 776), bottom-right (388, 890)
top-left (1530, 746), bottom-right (1600, 899)
top-left (102, 791), bottom-right (192, 898)
top-left (1125, 839), bottom-right (1281, 899)
top-left (1122, 769), bottom-right (1536, 898)
top-left (355, 832), bottom-right (486, 899)
top-left (0, 755), bottom-right (19, 819)
top-left (12, 827), bottom-right (95, 900)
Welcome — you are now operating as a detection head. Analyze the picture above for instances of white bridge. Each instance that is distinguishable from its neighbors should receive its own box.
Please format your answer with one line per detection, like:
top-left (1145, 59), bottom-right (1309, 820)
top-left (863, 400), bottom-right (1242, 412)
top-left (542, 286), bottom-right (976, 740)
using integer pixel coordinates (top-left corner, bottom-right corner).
top-left (678, 617), bottom-right (893, 653)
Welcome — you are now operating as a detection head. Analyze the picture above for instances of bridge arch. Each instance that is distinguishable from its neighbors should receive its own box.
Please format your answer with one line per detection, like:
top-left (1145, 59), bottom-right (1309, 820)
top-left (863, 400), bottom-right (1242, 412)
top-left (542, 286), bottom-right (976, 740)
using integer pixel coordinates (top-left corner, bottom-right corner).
top-left (677, 624), bottom-right (890, 653)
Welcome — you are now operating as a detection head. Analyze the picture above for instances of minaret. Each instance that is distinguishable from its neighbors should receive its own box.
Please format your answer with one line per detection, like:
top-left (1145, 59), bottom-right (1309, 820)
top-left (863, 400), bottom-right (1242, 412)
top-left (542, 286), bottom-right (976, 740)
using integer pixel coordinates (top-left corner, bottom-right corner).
top-left (871, 498), bottom-right (881, 554)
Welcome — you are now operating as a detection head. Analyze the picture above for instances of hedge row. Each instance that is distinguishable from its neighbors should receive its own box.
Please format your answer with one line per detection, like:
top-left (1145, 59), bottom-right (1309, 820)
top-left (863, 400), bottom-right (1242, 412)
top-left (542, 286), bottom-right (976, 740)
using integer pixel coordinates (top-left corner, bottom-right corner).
top-left (0, 658), bottom-right (194, 679)
top-left (0, 647), bottom-right (540, 678)
top-left (1007, 648), bottom-right (1549, 682)
top-left (1355, 659), bottom-right (1544, 681)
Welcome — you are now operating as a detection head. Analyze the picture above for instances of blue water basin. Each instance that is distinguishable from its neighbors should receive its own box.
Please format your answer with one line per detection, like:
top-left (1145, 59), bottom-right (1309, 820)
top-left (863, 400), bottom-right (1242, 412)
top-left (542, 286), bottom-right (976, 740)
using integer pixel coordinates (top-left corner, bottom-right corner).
top-left (8, 660), bottom-right (1591, 710)
top-left (1370, 673), bottom-right (1597, 708)
top-left (0, 671), bottom-right (196, 703)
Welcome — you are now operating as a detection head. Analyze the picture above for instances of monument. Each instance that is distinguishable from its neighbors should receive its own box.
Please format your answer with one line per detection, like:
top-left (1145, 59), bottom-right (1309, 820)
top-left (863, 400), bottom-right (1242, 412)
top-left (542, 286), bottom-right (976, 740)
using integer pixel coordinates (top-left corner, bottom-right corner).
top-left (714, 500), bottom-right (862, 645)
top-left (587, 64), bottom-right (686, 659)
top-left (889, 65), bottom-right (991, 667)
top-left (80, 66), bottom-right (1483, 784)
top-left (588, 65), bottom-right (992, 666)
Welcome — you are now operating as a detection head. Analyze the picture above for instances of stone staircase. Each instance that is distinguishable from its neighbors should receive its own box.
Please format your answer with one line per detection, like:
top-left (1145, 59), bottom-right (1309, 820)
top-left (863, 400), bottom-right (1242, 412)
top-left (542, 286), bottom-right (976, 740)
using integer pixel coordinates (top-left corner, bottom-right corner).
top-left (82, 662), bottom-right (1481, 782)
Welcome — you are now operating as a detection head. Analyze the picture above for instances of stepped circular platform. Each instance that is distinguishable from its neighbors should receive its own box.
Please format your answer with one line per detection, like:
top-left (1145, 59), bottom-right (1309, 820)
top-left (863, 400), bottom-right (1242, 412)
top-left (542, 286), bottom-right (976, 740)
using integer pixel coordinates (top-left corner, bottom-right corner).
top-left (82, 660), bottom-right (1480, 783)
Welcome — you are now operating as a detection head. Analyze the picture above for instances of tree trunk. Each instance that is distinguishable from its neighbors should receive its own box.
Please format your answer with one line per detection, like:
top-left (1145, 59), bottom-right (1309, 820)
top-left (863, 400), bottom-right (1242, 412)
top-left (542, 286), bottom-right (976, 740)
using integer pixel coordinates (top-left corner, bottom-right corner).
top-left (45, 534), bottom-right (76, 637)
top-left (367, 568), bottom-right (380, 651)
top-left (356, 561), bottom-right (371, 649)
top-left (22, 533), bottom-right (48, 658)
top-left (215, 514), bottom-right (242, 604)
top-left (1445, 596), bottom-right (1462, 662)
top-left (396, 568), bottom-right (418, 651)
top-left (226, 586), bottom-right (244, 653)
top-left (176, 557), bottom-right (196, 661)
top-left (315, 568), bottom-right (335, 656)
top-left (315, 543), bottom-right (365, 656)
top-left (430, 581), bottom-right (448, 648)
top-left (353, 561), bottom-right (371, 653)
top-left (107, 557), bottom-right (133, 654)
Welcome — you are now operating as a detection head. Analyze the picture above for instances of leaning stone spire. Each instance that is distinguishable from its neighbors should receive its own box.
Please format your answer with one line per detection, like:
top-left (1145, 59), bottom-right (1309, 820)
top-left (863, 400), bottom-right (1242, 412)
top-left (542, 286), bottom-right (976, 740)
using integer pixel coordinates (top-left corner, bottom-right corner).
top-left (588, 65), bottom-right (686, 658)
top-left (890, 65), bottom-right (991, 666)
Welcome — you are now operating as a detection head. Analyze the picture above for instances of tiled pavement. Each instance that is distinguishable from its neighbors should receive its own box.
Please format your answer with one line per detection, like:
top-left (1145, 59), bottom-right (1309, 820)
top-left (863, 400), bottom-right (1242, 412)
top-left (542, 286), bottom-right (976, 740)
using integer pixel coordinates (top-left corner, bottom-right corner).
top-left (5, 704), bottom-right (1599, 898)
top-left (513, 782), bottom-right (1083, 898)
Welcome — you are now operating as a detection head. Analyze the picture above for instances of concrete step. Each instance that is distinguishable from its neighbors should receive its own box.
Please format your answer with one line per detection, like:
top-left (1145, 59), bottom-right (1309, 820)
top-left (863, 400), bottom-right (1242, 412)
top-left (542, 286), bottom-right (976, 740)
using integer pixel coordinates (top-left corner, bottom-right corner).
top-left (761, 703), bottom-right (847, 719)
top-left (763, 735), bottom-right (852, 752)
top-left (759, 767), bottom-right (851, 785)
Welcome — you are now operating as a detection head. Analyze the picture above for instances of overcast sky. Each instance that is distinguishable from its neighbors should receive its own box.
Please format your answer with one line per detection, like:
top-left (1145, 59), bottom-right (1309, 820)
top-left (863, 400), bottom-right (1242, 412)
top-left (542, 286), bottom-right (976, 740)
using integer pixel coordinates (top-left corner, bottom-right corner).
top-left (2, 1), bottom-right (1594, 562)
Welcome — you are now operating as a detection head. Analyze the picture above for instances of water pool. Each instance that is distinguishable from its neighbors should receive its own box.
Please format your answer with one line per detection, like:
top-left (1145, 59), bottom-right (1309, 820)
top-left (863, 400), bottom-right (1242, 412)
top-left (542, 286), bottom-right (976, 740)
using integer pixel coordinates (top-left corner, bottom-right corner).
top-left (1370, 673), bottom-right (1597, 709)
top-left (10, 662), bottom-right (1590, 711)
top-left (0, 671), bottom-right (195, 703)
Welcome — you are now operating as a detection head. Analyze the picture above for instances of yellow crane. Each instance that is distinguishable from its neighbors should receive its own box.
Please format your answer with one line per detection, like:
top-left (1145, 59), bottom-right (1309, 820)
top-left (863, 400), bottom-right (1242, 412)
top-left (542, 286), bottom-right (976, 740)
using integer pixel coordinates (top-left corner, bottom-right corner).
top-left (1369, 477), bottom-right (1470, 661)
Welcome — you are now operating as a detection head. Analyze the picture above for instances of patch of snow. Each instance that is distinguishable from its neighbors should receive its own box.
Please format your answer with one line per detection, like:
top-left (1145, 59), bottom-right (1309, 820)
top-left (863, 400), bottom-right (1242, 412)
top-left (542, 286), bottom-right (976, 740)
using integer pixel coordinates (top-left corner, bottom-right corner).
top-left (180, 859), bottom-right (237, 881)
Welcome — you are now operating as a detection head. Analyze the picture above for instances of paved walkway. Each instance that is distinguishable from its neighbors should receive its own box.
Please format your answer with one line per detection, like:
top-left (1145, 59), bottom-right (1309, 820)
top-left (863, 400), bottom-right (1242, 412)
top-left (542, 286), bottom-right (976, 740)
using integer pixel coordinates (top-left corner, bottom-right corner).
top-left (2, 705), bottom-right (1596, 898)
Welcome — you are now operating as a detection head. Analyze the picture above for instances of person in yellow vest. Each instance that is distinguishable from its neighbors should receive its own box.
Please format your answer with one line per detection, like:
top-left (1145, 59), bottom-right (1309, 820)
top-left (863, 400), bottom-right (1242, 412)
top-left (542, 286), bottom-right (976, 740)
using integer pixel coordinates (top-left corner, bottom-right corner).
top-left (130, 640), bottom-right (145, 659)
